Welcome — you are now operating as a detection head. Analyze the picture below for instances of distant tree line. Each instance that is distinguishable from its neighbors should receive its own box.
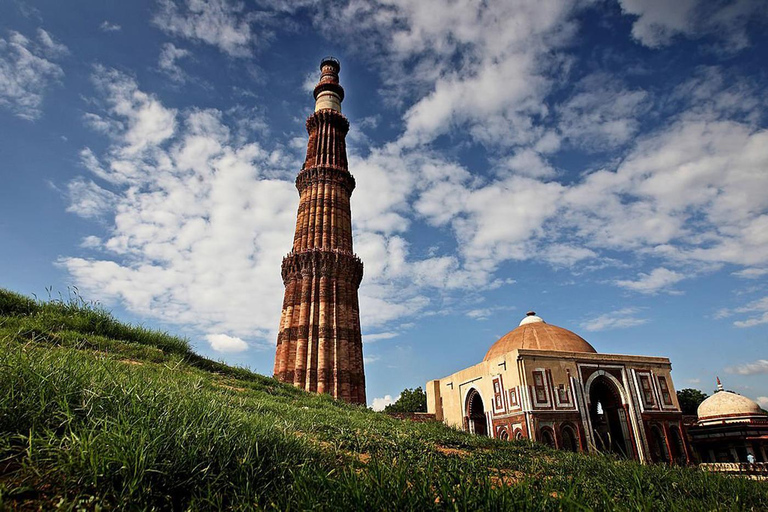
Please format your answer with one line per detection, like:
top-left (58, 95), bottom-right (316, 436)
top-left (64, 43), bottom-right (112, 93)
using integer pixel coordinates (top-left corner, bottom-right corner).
top-left (676, 388), bottom-right (708, 415)
top-left (383, 387), bottom-right (427, 413)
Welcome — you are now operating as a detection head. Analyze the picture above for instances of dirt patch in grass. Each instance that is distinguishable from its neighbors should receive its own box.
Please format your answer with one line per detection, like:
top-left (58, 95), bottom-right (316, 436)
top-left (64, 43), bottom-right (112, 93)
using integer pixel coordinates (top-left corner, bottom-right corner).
top-left (215, 383), bottom-right (246, 392)
top-left (119, 359), bottom-right (144, 366)
top-left (489, 468), bottom-right (526, 488)
top-left (0, 467), bottom-right (73, 511)
top-left (294, 431), bottom-right (338, 452)
top-left (435, 445), bottom-right (470, 458)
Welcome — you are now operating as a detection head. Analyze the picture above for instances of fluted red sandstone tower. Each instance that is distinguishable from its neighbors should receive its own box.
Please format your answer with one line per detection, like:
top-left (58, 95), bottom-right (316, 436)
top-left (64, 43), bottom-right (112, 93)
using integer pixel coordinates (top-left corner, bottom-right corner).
top-left (273, 58), bottom-right (366, 404)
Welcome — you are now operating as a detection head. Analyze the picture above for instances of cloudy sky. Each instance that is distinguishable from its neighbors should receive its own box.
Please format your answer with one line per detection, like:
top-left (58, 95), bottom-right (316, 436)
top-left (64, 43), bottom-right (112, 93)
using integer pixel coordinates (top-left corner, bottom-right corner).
top-left (2, 0), bottom-right (767, 410)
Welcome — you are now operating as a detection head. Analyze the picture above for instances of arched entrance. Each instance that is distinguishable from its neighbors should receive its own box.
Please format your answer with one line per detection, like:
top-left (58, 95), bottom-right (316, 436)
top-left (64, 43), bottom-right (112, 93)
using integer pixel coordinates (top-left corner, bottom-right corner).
top-left (540, 427), bottom-right (556, 448)
top-left (560, 424), bottom-right (579, 452)
top-left (668, 425), bottom-right (686, 464)
top-left (649, 424), bottom-right (669, 463)
top-left (465, 388), bottom-right (487, 436)
top-left (588, 375), bottom-right (630, 457)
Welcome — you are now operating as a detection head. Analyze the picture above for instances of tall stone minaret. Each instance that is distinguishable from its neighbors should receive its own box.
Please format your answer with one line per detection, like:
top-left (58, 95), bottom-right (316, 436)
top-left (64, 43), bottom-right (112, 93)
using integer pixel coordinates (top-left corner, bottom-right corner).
top-left (273, 58), bottom-right (366, 405)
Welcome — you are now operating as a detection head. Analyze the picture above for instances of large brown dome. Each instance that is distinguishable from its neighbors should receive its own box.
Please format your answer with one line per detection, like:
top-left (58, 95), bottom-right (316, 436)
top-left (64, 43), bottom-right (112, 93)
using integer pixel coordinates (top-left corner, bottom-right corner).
top-left (483, 312), bottom-right (597, 361)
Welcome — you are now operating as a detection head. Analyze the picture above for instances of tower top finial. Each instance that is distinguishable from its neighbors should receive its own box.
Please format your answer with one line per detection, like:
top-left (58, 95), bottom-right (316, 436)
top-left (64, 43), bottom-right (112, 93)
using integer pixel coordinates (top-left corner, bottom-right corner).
top-left (320, 56), bottom-right (340, 72)
top-left (314, 56), bottom-right (344, 112)
top-left (716, 376), bottom-right (724, 392)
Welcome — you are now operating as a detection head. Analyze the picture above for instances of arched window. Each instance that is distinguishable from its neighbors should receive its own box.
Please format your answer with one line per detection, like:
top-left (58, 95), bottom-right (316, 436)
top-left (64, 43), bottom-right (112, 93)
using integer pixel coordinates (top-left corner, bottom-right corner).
top-left (649, 424), bottom-right (669, 463)
top-left (560, 424), bottom-right (579, 452)
top-left (498, 429), bottom-right (509, 441)
top-left (669, 426), bottom-right (686, 464)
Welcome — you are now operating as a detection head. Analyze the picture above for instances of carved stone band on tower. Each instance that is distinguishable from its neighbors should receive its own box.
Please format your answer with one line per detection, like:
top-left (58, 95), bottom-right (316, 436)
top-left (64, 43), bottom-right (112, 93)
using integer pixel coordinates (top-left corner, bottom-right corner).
top-left (273, 58), bottom-right (366, 405)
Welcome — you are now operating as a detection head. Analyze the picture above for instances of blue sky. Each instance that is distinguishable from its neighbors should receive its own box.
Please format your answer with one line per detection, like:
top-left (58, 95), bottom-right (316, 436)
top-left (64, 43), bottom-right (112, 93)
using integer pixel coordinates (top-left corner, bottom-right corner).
top-left (2, 0), bottom-right (767, 410)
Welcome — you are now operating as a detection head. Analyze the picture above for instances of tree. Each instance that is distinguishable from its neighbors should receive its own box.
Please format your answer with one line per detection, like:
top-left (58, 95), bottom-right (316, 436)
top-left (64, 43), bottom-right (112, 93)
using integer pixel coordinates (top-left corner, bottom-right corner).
top-left (384, 387), bottom-right (427, 413)
top-left (677, 388), bottom-right (708, 415)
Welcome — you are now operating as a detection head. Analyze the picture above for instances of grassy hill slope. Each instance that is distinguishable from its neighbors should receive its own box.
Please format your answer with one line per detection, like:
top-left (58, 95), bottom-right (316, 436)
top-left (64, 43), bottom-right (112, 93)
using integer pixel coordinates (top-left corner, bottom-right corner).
top-left (1, 288), bottom-right (766, 510)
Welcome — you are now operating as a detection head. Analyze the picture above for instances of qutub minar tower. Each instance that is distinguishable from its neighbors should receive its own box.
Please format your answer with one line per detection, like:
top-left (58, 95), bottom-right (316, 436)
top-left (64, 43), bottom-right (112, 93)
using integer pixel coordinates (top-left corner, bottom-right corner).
top-left (273, 58), bottom-right (366, 404)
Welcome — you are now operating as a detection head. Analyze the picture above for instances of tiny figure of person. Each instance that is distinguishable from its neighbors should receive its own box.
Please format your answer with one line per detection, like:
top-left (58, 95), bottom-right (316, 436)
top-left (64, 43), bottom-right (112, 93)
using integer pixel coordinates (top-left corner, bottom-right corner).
top-left (747, 453), bottom-right (756, 464)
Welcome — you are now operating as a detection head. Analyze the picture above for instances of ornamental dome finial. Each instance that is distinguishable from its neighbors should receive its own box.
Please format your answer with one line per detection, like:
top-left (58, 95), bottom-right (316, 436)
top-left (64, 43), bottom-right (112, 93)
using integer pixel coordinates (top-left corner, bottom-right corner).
top-left (519, 311), bottom-right (544, 326)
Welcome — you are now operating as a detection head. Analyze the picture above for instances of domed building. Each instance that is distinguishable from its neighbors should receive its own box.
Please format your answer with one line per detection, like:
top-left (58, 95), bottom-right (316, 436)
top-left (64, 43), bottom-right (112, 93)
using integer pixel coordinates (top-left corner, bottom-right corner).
top-left (426, 312), bottom-right (690, 464)
top-left (688, 378), bottom-right (768, 463)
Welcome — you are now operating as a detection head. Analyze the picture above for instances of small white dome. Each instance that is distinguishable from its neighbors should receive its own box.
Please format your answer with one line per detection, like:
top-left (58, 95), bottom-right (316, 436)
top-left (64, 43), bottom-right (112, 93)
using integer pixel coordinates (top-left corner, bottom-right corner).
top-left (697, 389), bottom-right (766, 424)
top-left (519, 311), bottom-right (545, 326)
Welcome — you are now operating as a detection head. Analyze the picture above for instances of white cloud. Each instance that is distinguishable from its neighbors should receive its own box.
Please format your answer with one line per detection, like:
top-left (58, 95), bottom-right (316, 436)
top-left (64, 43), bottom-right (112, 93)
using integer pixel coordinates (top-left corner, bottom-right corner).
top-left (497, 148), bottom-right (557, 179)
top-left (557, 73), bottom-right (649, 152)
top-left (363, 354), bottom-right (380, 364)
top-left (80, 236), bottom-right (102, 249)
top-left (363, 332), bottom-right (399, 343)
top-left (99, 21), bottom-right (122, 32)
top-left (62, 69), bottom-right (299, 343)
top-left (319, 0), bottom-right (584, 149)
top-left (15, 2), bottom-right (42, 20)
top-left (399, 52), bottom-right (548, 148)
top-left (618, 0), bottom-right (699, 48)
top-left (349, 149), bottom-right (416, 234)
top-left (301, 69), bottom-right (317, 93)
top-left (467, 309), bottom-right (492, 320)
top-left (90, 66), bottom-right (177, 158)
top-left (358, 282), bottom-right (430, 328)
top-left (466, 305), bottom-right (515, 321)
top-left (617, 0), bottom-right (766, 51)
top-left (415, 173), bottom-right (564, 274)
top-left (581, 307), bottom-right (648, 332)
top-left (346, 109), bottom-right (768, 297)
top-left (733, 268), bottom-right (768, 279)
top-left (541, 244), bottom-right (597, 268)
top-left (352, 89), bottom-right (768, 296)
top-left (35, 29), bottom-right (68, 57)
top-left (371, 394), bottom-right (399, 411)
top-left (349, 149), bottom-right (524, 302)
top-left (206, 333), bottom-right (248, 352)
top-left (66, 178), bottom-right (116, 218)
top-left (153, 0), bottom-right (256, 57)
top-left (63, 69), bottom-right (444, 349)
top-left (0, 29), bottom-right (67, 120)
top-left (349, 147), bottom-right (506, 304)
top-left (563, 116), bottom-right (768, 269)
top-left (717, 296), bottom-right (768, 328)
top-left (615, 268), bottom-right (686, 294)
top-left (671, 67), bottom-right (765, 124)
top-left (158, 43), bottom-right (191, 83)
top-left (726, 359), bottom-right (768, 376)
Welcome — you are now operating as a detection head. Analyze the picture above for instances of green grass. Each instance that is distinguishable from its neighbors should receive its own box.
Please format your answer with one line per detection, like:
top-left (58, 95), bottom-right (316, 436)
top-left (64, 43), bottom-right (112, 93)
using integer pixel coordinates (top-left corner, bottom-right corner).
top-left (1, 288), bottom-right (766, 510)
